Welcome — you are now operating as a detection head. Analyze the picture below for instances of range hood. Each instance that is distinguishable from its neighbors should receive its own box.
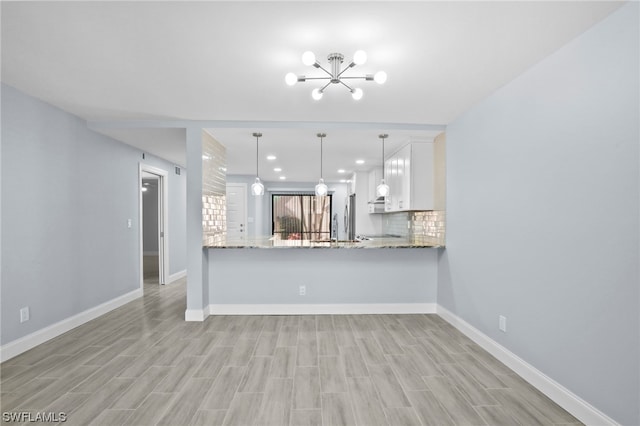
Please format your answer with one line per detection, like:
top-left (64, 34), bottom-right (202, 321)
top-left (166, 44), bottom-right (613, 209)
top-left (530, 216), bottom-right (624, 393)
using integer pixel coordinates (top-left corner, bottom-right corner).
top-left (368, 196), bottom-right (385, 214)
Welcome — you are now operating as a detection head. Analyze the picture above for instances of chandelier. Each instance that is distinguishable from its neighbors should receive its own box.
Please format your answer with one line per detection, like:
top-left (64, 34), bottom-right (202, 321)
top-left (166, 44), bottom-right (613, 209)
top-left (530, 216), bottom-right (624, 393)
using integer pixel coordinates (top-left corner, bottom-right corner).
top-left (285, 50), bottom-right (387, 100)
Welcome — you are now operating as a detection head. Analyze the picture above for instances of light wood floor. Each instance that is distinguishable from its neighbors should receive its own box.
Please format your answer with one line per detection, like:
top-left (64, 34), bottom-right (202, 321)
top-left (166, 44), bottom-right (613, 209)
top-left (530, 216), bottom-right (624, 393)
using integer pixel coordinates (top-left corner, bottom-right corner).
top-left (1, 279), bottom-right (582, 426)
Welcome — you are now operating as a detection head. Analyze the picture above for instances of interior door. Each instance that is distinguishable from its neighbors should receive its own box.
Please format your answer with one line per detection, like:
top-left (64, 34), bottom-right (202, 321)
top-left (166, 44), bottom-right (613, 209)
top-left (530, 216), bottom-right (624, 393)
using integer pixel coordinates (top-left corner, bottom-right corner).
top-left (226, 183), bottom-right (247, 240)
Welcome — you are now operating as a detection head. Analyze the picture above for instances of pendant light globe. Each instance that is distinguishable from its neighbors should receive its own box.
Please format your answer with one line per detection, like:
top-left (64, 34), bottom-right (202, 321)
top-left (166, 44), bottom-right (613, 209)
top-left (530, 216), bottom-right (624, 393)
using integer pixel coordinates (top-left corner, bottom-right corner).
top-left (251, 132), bottom-right (264, 196)
top-left (377, 134), bottom-right (390, 198)
top-left (376, 179), bottom-right (389, 197)
top-left (315, 133), bottom-right (328, 196)
top-left (251, 177), bottom-right (264, 196)
top-left (315, 178), bottom-right (328, 196)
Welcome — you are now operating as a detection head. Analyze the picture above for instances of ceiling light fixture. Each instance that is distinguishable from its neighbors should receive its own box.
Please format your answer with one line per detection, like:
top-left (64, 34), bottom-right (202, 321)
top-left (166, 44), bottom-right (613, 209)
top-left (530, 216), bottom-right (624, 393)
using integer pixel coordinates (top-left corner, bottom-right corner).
top-left (251, 132), bottom-right (264, 196)
top-left (315, 133), bottom-right (328, 196)
top-left (286, 50), bottom-right (387, 101)
top-left (376, 134), bottom-right (390, 197)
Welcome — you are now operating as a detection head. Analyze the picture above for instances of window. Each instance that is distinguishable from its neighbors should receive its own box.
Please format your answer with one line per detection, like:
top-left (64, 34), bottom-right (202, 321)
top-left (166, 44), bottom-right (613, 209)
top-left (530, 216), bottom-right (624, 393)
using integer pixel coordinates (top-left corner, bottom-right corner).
top-left (272, 194), bottom-right (332, 241)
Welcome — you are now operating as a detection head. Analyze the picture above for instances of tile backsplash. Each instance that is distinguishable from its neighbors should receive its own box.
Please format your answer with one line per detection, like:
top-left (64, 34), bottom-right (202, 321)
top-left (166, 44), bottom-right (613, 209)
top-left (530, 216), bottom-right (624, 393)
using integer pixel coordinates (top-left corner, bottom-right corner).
top-left (202, 133), bottom-right (227, 245)
top-left (383, 210), bottom-right (446, 246)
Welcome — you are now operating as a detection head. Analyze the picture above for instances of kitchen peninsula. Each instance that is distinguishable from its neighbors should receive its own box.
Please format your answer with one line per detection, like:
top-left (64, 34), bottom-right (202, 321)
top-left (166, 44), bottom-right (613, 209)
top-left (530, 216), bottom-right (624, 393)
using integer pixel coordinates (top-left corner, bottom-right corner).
top-left (203, 235), bottom-right (440, 316)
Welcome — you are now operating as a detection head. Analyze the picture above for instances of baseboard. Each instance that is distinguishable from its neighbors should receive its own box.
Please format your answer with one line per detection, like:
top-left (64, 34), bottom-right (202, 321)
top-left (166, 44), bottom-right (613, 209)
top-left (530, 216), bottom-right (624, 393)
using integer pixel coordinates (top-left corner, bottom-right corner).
top-left (436, 305), bottom-right (619, 426)
top-left (167, 269), bottom-right (186, 284)
top-left (0, 288), bottom-right (142, 362)
top-left (208, 303), bottom-right (437, 315)
top-left (185, 308), bottom-right (208, 322)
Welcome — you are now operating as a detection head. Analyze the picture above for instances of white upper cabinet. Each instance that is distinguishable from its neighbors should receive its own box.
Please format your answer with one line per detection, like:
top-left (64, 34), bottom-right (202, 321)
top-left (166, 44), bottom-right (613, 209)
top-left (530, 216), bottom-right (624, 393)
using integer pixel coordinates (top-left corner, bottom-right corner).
top-left (384, 142), bottom-right (434, 212)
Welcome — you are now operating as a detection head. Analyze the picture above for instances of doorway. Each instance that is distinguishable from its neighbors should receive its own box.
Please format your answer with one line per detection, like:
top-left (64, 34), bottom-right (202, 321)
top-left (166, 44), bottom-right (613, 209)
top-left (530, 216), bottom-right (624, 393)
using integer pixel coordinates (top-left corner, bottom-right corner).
top-left (226, 183), bottom-right (247, 240)
top-left (139, 165), bottom-right (168, 289)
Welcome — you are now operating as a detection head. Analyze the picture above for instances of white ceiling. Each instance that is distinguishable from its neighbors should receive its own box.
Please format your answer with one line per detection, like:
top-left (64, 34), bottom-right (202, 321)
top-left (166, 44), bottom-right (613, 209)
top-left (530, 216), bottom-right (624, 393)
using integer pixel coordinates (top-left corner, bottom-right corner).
top-left (1, 1), bottom-right (623, 182)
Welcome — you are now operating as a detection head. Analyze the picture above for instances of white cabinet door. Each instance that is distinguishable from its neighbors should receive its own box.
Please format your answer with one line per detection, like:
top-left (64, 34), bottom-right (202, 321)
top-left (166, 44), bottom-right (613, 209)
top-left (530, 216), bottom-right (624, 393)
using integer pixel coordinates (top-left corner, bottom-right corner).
top-left (383, 142), bottom-right (434, 212)
top-left (384, 157), bottom-right (394, 212)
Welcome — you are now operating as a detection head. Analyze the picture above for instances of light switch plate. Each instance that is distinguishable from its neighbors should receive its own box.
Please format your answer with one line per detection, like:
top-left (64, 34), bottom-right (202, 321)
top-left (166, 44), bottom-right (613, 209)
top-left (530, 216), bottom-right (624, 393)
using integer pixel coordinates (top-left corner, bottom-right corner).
top-left (499, 315), bottom-right (507, 332)
top-left (20, 307), bottom-right (30, 323)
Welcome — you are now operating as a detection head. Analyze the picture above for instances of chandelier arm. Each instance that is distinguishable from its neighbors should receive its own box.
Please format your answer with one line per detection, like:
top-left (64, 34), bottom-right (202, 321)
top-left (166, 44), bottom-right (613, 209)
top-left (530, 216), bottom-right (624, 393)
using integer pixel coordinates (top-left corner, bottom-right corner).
top-left (303, 77), bottom-right (332, 80)
top-left (337, 76), bottom-right (368, 80)
top-left (314, 64), bottom-right (334, 78)
top-left (319, 81), bottom-right (332, 92)
top-left (336, 63), bottom-right (356, 78)
top-left (338, 80), bottom-right (355, 92)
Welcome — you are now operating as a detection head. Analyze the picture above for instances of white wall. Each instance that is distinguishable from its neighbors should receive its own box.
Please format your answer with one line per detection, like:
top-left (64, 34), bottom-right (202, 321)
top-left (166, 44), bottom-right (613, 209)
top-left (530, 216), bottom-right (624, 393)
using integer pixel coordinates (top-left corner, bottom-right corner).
top-left (439, 4), bottom-right (639, 425)
top-left (1, 84), bottom-right (187, 346)
top-left (354, 170), bottom-right (383, 236)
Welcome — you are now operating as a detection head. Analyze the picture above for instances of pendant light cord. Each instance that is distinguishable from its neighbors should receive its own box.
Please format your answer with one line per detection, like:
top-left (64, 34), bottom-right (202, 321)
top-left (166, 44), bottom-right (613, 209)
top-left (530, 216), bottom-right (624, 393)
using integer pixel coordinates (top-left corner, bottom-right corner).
top-left (320, 136), bottom-right (323, 179)
top-left (253, 132), bottom-right (262, 178)
top-left (317, 133), bottom-right (327, 180)
top-left (381, 137), bottom-right (385, 180)
top-left (379, 134), bottom-right (388, 180)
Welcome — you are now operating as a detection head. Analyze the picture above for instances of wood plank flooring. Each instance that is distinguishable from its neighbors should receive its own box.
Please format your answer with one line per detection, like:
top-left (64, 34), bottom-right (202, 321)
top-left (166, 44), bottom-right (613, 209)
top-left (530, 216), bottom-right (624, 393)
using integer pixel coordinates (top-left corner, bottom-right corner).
top-left (1, 280), bottom-right (582, 426)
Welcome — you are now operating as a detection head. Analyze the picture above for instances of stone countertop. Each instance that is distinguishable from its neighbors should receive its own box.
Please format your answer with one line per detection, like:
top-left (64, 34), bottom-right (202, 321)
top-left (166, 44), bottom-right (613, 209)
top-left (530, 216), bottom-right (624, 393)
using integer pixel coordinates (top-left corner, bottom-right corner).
top-left (204, 236), bottom-right (441, 249)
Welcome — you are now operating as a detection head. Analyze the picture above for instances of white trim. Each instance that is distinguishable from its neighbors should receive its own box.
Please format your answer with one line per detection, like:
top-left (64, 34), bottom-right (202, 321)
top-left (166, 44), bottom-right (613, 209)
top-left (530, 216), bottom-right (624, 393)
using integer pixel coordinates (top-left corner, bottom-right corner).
top-left (167, 269), bottom-right (187, 284)
top-left (0, 289), bottom-right (142, 362)
top-left (208, 303), bottom-right (437, 316)
top-left (185, 308), bottom-right (207, 322)
top-left (436, 305), bottom-right (619, 426)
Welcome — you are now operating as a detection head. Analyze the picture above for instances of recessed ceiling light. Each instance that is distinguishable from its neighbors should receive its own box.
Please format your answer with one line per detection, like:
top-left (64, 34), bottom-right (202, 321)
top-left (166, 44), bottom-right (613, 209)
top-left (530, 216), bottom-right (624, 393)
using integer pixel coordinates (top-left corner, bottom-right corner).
top-left (266, 155), bottom-right (277, 160)
top-left (340, 179), bottom-right (346, 183)
top-left (202, 154), bottom-right (211, 160)
top-left (338, 169), bottom-right (346, 174)
top-left (279, 176), bottom-right (286, 180)
top-left (141, 187), bottom-right (148, 192)
top-left (274, 167), bottom-right (282, 172)
top-left (356, 159), bottom-right (365, 165)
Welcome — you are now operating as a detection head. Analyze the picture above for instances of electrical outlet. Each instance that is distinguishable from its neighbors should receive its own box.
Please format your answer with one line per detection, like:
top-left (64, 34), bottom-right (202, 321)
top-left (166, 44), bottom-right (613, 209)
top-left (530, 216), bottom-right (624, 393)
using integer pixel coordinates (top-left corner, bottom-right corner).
top-left (20, 307), bottom-right (30, 323)
top-left (299, 285), bottom-right (306, 296)
top-left (499, 315), bottom-right (507, 332)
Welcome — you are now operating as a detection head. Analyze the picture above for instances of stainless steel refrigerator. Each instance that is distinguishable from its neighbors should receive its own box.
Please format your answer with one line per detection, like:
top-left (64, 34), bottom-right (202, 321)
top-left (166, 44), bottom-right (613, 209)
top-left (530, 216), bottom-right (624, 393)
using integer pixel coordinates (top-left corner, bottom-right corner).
top-left (344, 193), bottom-right (356, 240)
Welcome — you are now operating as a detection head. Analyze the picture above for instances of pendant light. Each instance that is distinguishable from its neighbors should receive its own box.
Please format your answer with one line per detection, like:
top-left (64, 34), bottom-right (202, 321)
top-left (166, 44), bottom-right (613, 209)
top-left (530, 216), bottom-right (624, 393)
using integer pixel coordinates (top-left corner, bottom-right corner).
top-left (376, 133), bottom-right (390, 197)
top-left (315, 133), bottom-right (328, 196)
top-left (251, 132), bottom-right (264, 196)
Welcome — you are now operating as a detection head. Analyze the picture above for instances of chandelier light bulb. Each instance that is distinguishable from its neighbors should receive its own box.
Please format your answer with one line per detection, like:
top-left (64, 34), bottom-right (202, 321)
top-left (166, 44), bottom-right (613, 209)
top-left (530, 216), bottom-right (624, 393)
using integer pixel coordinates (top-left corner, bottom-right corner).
top-left (351, 88), bottom-right (363, 100)
top-left (312, 88), bottom-right (323, 100)
top-left (285, 72), bottom-right (297, 86)
top-left (374, 71), bottom-right (387, 84)
top-left (376, 179), bottom-right (390, 197)
top-left (315, 178), bottom-right (328, 196)
top-left (353, 50), bottom-right (367, 65)
top-left (251, 177), bottom-right (264, 196)
top-left (301, 51), bottom-right (316, 66)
